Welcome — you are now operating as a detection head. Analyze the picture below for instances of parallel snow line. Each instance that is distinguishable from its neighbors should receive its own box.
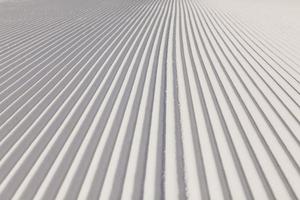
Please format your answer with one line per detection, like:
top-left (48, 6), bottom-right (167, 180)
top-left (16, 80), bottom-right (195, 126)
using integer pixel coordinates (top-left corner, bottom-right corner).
top-left (0, 0), bottom-right (299, 199)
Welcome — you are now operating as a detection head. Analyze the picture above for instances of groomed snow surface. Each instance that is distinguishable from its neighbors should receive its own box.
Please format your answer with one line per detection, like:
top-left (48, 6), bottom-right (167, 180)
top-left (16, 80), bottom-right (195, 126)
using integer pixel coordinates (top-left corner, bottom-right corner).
top-left (0, 0), bottom-right (300, 199)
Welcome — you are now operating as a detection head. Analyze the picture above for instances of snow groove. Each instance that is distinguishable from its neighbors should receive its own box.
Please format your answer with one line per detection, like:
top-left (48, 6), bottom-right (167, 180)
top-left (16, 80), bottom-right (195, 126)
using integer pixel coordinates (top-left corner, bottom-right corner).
top-left (0, 0), bottom-right (299, 199)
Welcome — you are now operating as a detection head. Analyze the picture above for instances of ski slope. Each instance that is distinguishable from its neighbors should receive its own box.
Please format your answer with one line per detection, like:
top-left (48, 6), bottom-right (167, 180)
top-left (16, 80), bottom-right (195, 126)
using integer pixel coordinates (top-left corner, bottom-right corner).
top-left (0, 0), bottom-right (300, 199)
